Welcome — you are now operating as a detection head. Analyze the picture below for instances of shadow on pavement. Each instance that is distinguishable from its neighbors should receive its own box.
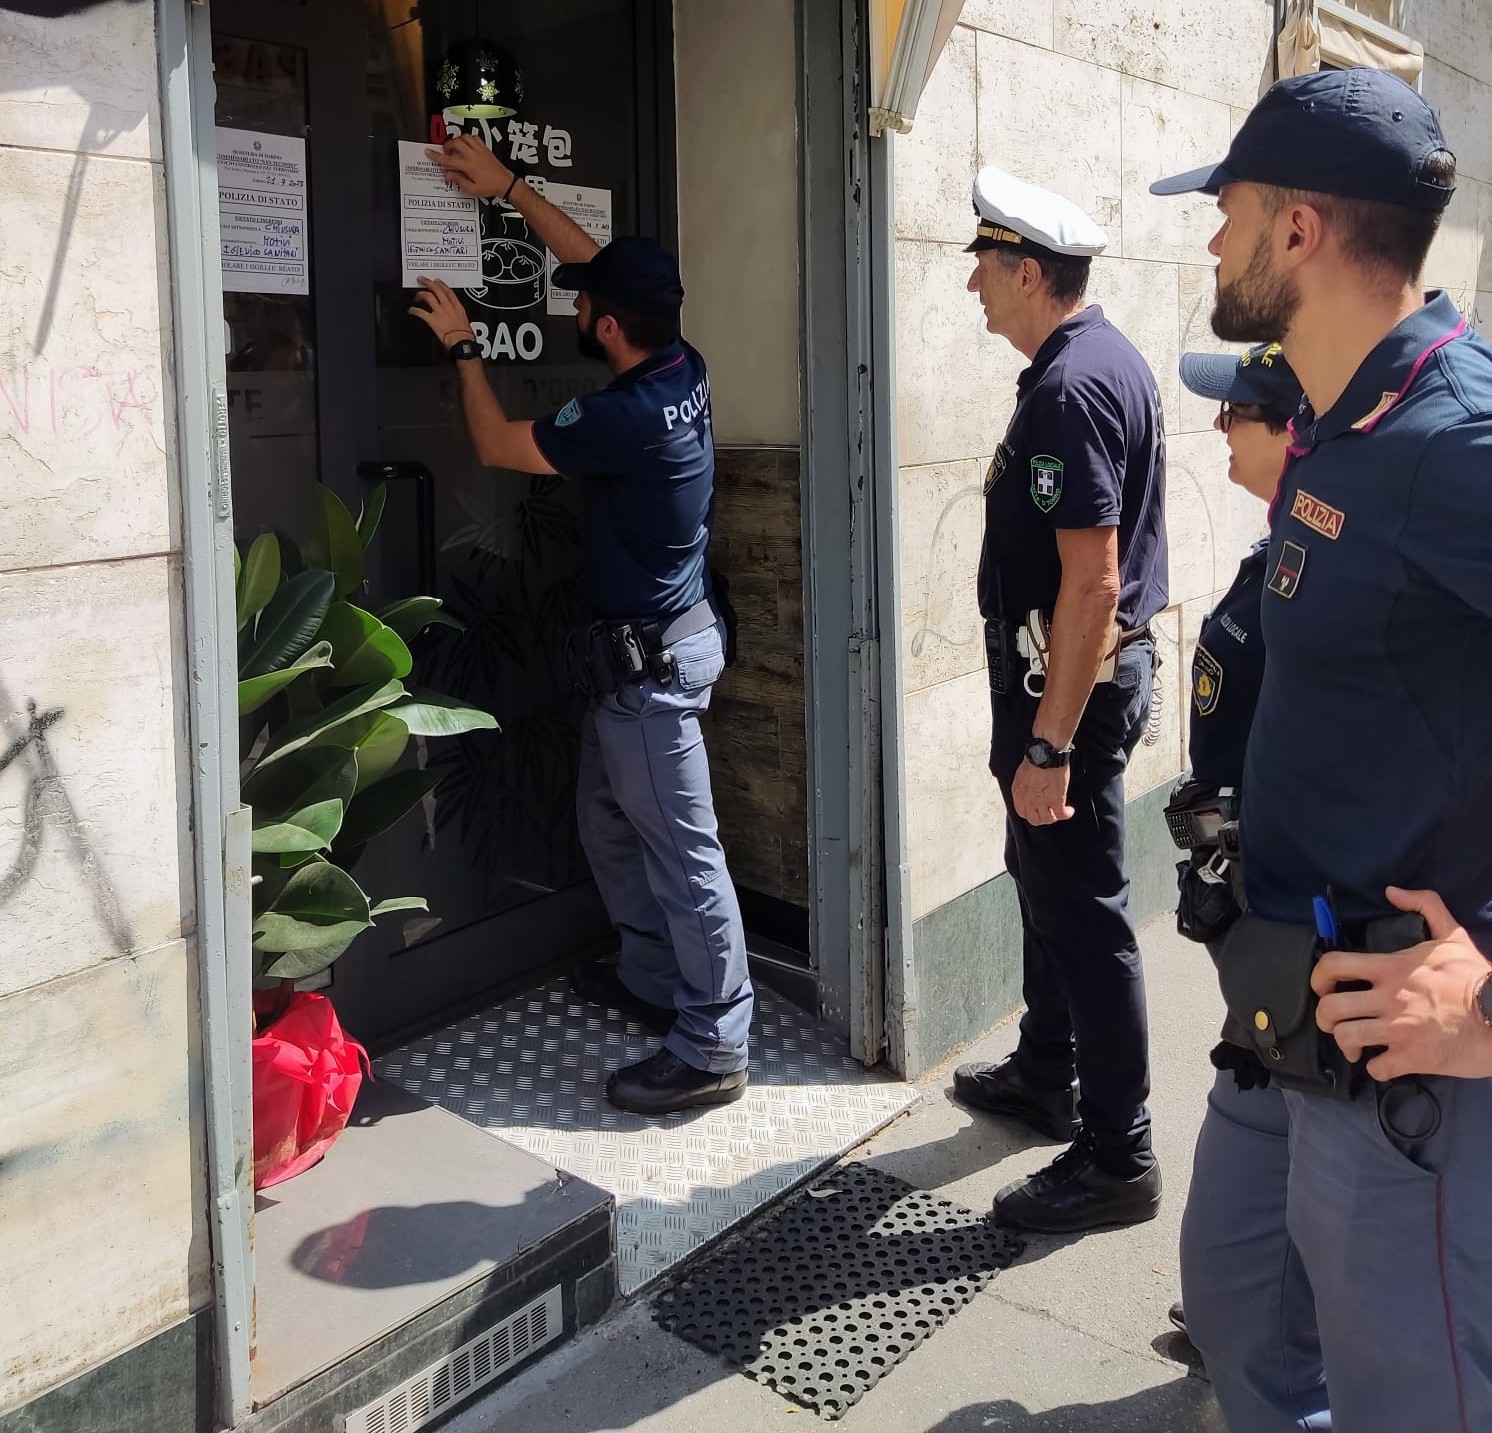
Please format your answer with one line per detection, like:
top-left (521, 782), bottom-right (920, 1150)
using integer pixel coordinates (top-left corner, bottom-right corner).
top-left (927, 1377), bottom-right (1226, 1432)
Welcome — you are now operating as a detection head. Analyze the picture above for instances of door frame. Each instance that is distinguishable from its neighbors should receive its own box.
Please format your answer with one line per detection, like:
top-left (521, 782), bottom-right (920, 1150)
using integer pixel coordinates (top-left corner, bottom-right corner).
top-left (159, 1), bottom-right (256, 1423)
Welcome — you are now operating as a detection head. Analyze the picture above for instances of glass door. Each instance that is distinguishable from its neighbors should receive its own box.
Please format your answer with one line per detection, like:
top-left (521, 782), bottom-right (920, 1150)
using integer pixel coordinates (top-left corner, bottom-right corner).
top-left (214, 0), bottom-right (673, 1046)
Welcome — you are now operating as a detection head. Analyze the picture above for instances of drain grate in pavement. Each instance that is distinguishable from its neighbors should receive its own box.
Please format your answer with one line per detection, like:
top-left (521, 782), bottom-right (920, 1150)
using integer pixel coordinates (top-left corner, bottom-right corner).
top-left (653, 1161), bottom-right (1023, 1420)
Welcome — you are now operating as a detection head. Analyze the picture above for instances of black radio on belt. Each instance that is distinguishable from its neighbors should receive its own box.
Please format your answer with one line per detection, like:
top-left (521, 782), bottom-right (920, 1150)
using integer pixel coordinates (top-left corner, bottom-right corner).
top-left (984, 618), bottom-right (1019, 695)
top-left (1164, 778), bottom-right (1240, 851)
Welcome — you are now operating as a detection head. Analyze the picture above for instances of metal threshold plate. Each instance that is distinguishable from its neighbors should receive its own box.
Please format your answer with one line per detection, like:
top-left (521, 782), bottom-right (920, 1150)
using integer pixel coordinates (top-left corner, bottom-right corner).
top-left (377, 983), bottom-right (917, 1294)
top-left (654, 1162), bottom-right (1023, 1420)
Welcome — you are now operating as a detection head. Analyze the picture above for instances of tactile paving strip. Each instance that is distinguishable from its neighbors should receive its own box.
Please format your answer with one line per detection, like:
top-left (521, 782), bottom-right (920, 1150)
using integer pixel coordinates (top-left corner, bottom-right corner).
top-left (653, 1162), bottom-right (1023, 1420)
top-left (376, 983), bottom-right (916, 1294)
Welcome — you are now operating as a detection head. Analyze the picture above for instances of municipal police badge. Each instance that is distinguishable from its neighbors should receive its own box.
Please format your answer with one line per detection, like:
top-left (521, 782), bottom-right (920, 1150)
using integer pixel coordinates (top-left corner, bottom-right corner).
top-left (555, 397), bottom-right (583, 427)
top-left (1030, 455), bottom-right (1063, 513)
top-left (1192, 644), bottom-right (1223, 717)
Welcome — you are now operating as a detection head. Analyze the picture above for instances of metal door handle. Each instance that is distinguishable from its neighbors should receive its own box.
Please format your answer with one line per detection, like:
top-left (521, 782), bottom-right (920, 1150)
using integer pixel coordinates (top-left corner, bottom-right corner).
top-left (358, 460), bottom-right (436, 596)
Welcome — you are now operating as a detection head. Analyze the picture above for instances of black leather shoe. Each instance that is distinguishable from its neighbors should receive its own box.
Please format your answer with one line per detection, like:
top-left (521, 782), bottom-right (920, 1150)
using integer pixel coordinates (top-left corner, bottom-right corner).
top-left (570, 960), bottom-right (675, 1036)
top-left (606, 1050), bottom-right (748, 1116)
top-left (993, 1134), bottom-right (1162, 1233)
top-left (952, 1055), bottom-right (1080, 1141)
top-left (1169, 1301), bottom-right (1187, 1333)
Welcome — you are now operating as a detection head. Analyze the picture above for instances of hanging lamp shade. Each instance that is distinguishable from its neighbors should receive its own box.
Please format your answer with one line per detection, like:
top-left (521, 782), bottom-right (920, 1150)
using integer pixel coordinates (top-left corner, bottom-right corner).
top-left (434, 37), bottom-right (524, 119)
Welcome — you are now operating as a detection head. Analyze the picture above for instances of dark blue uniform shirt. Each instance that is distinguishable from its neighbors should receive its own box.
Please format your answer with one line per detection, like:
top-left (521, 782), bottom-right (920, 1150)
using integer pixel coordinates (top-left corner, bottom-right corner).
top-left (532, 340), bottom-right (714, 620)
top-left (1242, 293), bottom-right (1492, 939)
top-left (1190, 541), bottom-right (1267, 787)
top-left (977, 306), bottom-right (1169, 630)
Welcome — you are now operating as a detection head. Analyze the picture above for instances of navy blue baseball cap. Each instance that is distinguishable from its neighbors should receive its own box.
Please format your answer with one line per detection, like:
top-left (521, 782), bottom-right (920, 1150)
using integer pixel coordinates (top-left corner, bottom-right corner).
top-left (552, 236), bottom-right (684, 316)
top-left (1180, 343), bottom-right (1304, 413)
top-left (1151, 67), bottom-right (1455, 212)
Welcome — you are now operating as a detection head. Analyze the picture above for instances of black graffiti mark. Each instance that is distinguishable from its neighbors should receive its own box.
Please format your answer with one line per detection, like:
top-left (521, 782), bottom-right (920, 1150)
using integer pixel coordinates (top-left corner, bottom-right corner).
top-left (0, 692), bottom-right (132, 955)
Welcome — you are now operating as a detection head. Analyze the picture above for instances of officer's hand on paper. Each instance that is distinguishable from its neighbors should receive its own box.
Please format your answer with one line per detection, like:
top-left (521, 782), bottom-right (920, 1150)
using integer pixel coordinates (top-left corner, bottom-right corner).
top-left (1312, 886), bottom-right (1492, 1080)
top-left (408, 278), bottom-right (475, 349)
top-left (426, 133), bottom-right (515, 200)
top-left (1012, 760), bottom-right (1075, 826)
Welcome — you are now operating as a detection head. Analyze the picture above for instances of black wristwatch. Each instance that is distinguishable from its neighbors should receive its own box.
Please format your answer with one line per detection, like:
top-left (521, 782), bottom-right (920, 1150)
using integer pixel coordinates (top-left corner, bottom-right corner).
top-left (1025, 737), bottom-right (1074, 769)
top-left (1475, 967), bottom-right (1492, 1029)
top-left (448, 337), bottom-right (482, 362)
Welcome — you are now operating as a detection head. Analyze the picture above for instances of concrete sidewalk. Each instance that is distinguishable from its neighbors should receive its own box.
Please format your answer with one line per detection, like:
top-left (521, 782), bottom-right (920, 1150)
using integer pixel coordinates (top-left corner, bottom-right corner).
top-left (446, 916), bottom-right (1229, 1432)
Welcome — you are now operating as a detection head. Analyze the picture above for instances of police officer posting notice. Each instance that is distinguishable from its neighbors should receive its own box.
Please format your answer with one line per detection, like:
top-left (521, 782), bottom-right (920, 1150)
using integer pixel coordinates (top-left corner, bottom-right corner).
top-left (408, 133), bottom-right (753, 1119)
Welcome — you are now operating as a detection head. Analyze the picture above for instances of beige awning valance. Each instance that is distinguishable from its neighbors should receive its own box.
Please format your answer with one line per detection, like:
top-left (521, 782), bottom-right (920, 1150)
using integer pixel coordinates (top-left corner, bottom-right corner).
top-left (869, 0), bottom-right (967, 135)
top-left (1279, 1), bottom-right (1424, 88)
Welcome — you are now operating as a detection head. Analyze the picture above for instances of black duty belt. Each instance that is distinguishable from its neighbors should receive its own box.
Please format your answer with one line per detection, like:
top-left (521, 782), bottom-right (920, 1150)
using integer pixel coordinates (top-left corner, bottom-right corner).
top-left (570, 597), bottom-right (718, 697)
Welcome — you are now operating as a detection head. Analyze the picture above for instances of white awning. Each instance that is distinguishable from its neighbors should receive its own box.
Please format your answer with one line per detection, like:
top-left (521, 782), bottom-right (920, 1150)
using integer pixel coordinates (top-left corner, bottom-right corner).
top-left (869, 0), bottom-right (967, 135)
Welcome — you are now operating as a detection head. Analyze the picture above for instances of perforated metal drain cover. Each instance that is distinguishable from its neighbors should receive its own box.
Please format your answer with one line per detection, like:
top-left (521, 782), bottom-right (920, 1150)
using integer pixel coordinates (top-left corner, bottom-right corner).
top-left (653, 1162), bottom-right (1023, 1420)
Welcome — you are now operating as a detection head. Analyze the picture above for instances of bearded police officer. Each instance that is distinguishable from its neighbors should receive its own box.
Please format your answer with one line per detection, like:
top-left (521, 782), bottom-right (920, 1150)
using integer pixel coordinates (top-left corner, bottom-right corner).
top-left (951, 168), bottom-right (1169, 1233)
top-left (1154, 68), bottom-right (1492, 1431)
top-left (411, 136), bottom-right (752, 1118)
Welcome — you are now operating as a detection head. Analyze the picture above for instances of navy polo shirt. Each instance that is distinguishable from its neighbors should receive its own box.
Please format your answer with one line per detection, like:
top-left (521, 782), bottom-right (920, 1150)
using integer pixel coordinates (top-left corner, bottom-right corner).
top-left (977, 306), bottom-right (1169, 631)
top-left (1189, 542), bottom-right (1267, 788)
top-left (531, 340), bottom-right (714, 620)
top-left (1242, 293), bottom-right (1492, 938)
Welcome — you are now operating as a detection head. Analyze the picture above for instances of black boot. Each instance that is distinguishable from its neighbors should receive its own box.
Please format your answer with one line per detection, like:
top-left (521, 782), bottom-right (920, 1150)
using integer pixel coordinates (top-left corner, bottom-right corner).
top-left (952, 1055), bottom-right (1080, 1141)
top-left (606, 1050), bottom-right (749, 1116)
top-left (993, 1132), bottom-right (1161, 1233)
top-left (570, 960), bottom-right (675, 1037)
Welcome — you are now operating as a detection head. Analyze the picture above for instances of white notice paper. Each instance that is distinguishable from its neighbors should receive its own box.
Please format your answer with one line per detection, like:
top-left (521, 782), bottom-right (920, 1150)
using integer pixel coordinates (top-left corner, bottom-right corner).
top-left (545, 185), bottom-right (614, 314)
top-left (217, 128), bottom-right (310, 295)
top-left (398, 140), bottom-right (483, 289)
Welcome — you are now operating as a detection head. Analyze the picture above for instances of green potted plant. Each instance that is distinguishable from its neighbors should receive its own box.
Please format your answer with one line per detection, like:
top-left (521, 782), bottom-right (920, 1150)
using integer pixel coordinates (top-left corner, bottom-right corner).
top-left (236, 484), bottom-right (495, 1186)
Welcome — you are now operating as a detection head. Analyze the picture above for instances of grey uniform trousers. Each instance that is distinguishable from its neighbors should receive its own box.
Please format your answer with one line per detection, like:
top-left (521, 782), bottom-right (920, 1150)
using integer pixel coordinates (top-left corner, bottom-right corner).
top-left (1182, 1066), bottom-right (1492, 1431)
top-left (576, 621), bottom-right (753, 1074)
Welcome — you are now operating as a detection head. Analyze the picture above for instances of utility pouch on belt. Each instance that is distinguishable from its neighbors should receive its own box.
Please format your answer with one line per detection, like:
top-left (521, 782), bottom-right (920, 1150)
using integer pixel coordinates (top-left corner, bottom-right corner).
top-left (1215, 910), bottom-right (1431, 1098)
top-left (1215, 915), bottom-right (1351, 1097)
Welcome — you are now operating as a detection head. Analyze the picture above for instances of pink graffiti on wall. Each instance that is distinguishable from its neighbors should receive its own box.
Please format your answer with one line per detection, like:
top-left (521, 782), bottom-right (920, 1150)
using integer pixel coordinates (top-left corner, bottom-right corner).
top-left (0, 364), bottom-right (154, 437)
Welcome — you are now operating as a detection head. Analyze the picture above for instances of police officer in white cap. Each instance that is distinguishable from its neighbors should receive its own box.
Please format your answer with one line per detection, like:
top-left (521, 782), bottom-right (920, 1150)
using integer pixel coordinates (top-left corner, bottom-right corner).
top-left (951, 167), bottom-right (1170, 1233)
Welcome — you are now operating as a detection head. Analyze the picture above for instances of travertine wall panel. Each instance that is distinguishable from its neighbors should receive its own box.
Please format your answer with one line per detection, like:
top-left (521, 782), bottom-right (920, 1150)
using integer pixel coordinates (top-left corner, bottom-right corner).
top-left (974, 32), bottom-right (1123, 243)
top-left (0, 940), bottom-right (207, 1410)
top-left (959, 0), bottom-right (1054, 48)
top-left (904, 668), bottom-right (1006, 920)
top-left (1424, 58), bottom-right (1492, 183)
top-left (898, 458), bottom-right (986, 695)
top-left (0, 557), bottom-right (190, 998)
top-left (0, 0), bottom-right (159, 160)
top-left (896, 22), bottom-right (977, 244)
top-left (0, 144), bottom-right (174, 574)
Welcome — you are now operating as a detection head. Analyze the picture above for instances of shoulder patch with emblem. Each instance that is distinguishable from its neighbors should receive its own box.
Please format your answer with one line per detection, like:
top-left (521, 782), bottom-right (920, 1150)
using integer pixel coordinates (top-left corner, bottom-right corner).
top-left (984, 443), bottom-right (1011, 494)
top-left (555, 397), bottom-right (583, 428)
top-left (1267, 540), bottom-right (1307, 599)
top-left (1030, 455), bottom-right (1063, 513)
top-left (1192, 644), bottom-right (1223, 717)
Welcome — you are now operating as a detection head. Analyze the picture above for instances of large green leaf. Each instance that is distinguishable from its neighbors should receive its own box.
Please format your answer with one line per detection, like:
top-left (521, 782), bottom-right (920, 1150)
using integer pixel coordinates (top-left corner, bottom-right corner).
top-left (240, 570), bottom-right (335, 679)
top-left (237, 640), bottom-right (334, 715)
top-left (337, 769), bottom-right (440, 851)
top-left (261, 936), bottom-right (360, 981)
top-left (389, 688), bottom-right (499, 737)
top-left (357, 482), bottom-right (388, 551)
top-left (256, 679), bottom-right (404, 767)
top-left (236, 532), bottom-right (282, 632)
top-left (376, 596), bottom-right (464, 642)
top-left (251, 857), bottom-right (371, 952)
top-left (242, 746), bottom-right (357, 820)
top-left (350, 712), bottom-right (410, 791)
top-left (370, 896), bottom-right (429, 918)
top-left (304, 488), bottom-right (364, 600)
top-left (320, 602), bottom-right (414, 688)
top-left (250, 798), bottom-right (344, 854)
